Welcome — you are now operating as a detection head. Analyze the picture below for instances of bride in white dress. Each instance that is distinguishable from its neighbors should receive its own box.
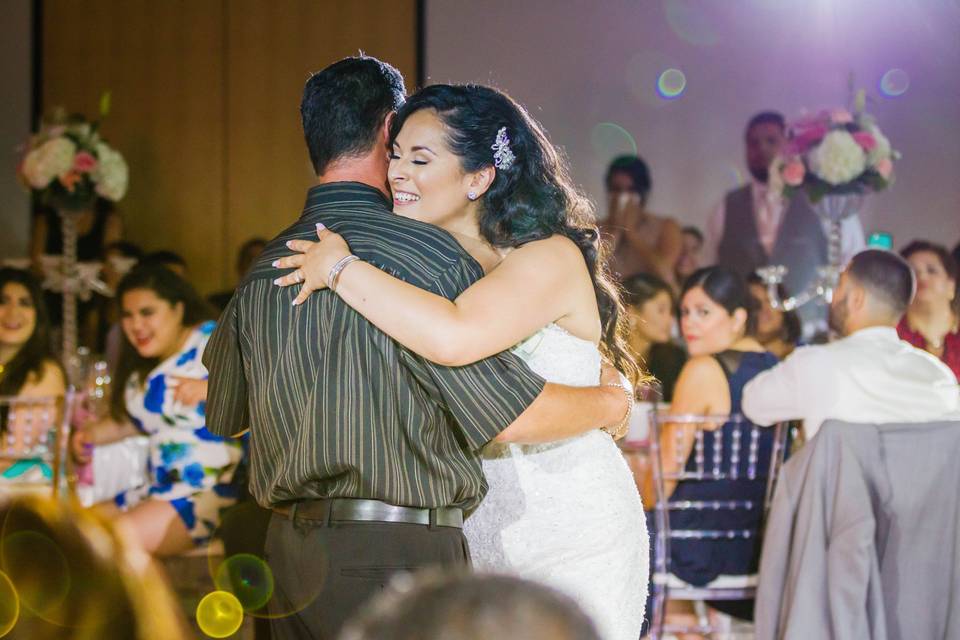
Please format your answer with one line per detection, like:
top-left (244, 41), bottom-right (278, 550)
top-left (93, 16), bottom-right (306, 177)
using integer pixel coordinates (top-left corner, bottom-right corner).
top-left (274, 83), bottom-right (648, 639)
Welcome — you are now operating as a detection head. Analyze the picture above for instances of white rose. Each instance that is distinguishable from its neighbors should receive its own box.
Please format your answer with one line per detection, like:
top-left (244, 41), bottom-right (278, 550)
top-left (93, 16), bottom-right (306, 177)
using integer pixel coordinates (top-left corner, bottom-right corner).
top-left (93, 142), bottom-right (129, 201)
top-left (21, 137), bottom-right (76, 189)
top-left (866, 125), bottom-right (891, 166)
top-left (808, 130), bottom-right (866, 185)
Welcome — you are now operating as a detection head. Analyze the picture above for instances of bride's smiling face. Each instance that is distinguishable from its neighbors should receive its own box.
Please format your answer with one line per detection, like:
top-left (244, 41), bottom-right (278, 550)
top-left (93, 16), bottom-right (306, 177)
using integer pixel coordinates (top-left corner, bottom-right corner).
top-left (388, 109), bottom-right (476, 230)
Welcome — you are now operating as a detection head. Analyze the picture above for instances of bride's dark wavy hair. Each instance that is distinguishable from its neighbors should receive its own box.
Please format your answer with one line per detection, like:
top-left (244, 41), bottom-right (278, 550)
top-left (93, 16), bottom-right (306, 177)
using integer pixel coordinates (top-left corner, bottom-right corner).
top-left (390, 84), bottom-right (641, 387)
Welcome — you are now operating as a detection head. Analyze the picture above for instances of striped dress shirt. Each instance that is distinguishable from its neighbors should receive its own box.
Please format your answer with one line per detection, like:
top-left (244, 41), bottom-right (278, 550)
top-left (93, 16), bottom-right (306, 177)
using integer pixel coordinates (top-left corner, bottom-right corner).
top-left (203, 183), bottom-right (546, 510)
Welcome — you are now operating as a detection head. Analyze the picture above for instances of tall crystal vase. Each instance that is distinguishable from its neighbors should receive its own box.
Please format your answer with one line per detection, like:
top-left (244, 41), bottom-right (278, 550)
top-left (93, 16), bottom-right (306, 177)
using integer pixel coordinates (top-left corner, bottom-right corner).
top-left (758, 192), bottom-right (864, 312)
top-left (58, 209), bottom-right (81, 385)
top-left (810, 193), bottom-right (864, 298)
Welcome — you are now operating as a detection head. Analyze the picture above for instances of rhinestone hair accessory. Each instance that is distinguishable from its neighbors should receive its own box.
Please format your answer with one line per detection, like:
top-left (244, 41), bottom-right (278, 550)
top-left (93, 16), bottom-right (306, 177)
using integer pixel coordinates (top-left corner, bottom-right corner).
top-left (492, 126), bottom-right (515, 170)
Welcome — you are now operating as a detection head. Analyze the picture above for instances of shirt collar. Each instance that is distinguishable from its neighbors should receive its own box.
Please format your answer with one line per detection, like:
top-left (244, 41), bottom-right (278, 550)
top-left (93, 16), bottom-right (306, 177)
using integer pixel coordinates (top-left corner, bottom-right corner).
top-left (846, 325), bottom-right (900, 341)
top-left (300, 182), bottom-right (392, 219)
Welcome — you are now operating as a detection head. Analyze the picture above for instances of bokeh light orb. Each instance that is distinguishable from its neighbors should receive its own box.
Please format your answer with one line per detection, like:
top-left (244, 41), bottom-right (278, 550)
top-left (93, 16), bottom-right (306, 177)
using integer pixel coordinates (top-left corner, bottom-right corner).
top-left (214, 554), bottom-right (275, 612)
top-left (879, 68), bottom-right (909, 97)
top-left (0, 571), bottom-right (19, 638)
top-left (196, 591), bottom-right (244, 638)
top-left (590, 123), bottom-right (638, 160)
top-left (657, 69), bottom-right (687, 99)
top-left (0, 531), bottom-right (70, 618)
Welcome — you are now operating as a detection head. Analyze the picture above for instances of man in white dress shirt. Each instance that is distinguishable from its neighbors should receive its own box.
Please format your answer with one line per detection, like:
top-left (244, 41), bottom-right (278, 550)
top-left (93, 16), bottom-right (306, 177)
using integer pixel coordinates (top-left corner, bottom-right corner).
top-left (742, 250), bottom-right (960, 439)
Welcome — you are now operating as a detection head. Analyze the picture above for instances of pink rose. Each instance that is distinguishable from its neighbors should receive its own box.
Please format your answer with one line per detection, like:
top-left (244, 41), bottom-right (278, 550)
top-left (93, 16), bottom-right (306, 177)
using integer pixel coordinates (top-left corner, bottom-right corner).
top-left (791, 124), bottom-right (828, 153)
top-left (852, 131), bottom-right (876, 151)
top-left (830, 109), bottom-right (854, 125)
top-left (73, 151), bottom-right (98, 173)
top-left (874, 157), bottom-right (893, 180)
top-left (782, 160), bottom-right (805, 186)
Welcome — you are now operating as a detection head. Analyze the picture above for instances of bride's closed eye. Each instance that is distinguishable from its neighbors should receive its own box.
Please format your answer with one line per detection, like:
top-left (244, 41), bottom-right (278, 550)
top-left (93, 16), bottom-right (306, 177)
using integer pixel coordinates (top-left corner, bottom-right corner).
top-left (390, 155), bottom-right (429, 166)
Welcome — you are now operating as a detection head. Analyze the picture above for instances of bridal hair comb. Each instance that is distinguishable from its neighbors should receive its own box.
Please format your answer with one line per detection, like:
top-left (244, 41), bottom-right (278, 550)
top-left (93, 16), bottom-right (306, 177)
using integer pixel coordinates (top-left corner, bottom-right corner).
top-left (492, 127), bottom-right (516, 170)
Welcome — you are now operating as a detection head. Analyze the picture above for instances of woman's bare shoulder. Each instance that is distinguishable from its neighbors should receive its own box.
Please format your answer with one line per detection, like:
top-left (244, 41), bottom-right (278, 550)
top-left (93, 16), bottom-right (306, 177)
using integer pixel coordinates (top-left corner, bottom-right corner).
top-left (19, 359), bottom-right (67, 398)
top-left (678, 354), bottom-right (726, 383)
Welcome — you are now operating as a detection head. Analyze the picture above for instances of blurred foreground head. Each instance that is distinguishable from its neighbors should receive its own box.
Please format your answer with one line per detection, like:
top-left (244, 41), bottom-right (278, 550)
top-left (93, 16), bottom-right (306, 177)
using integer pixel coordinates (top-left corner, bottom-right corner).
top-left (0, 496), bottom-right (188, 639)
top-left (340, 571), bottom-right (601, 640)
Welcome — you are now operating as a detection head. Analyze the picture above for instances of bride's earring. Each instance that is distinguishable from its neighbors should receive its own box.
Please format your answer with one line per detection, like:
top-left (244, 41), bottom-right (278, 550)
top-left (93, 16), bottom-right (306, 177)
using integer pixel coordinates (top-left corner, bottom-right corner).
top-left (467, 191), bottom-right (478, 201)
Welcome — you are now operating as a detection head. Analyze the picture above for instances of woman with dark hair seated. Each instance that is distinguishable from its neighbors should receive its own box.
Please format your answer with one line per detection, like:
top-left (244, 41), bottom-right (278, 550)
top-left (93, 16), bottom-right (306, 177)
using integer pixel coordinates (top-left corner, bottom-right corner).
top-left (642, 266), bottom-right (778, 623)
top-left (747, 272), bottom-right (802, 359)
top-left (0, 268), bottom-right (66, 482)
top-left (898, 240), bottom-right (959, 381)
top-left (72, 265), bottom-right (243, 556)
top-left (0, 267), bottom-right (65, 399)
top-left (621, 272), bottom-right (686, 402)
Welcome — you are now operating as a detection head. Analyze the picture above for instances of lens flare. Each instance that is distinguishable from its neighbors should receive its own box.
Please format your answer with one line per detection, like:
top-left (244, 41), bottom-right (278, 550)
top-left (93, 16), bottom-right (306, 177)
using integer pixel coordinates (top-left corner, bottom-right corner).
top-left (209, 502), bottom-right (324, 619)
top-left (214, 554), bottom-right (275, 612)
top-left (0, 531), bottom-right (70, 618)
top-left (879, 69), bottom-right (909, 97)
top-left (657, 69), bottom-right (687, 99)
top-left (590, 122), bottom-right (638, 160)
top-left (197, 591), bottom-right (244, 638)
top-left (626, 50), bottom-right (678, 108)
top-left (0, 571), bottom-right (18, 638)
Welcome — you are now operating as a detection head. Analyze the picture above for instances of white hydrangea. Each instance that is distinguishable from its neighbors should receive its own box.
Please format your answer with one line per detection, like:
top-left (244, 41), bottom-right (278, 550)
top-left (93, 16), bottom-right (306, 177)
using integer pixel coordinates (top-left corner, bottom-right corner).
top-left (21, 137), bottom-right (76, 189)
top-left (93, 142), bottom-right (129, 201)
top-left (808, 130), bottom-right (865, 185)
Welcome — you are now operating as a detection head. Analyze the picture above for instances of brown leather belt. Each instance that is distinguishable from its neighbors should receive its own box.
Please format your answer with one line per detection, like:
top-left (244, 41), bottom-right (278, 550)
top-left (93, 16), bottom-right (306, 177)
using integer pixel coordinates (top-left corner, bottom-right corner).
top-left (272, 497), bottom-right (463, 529)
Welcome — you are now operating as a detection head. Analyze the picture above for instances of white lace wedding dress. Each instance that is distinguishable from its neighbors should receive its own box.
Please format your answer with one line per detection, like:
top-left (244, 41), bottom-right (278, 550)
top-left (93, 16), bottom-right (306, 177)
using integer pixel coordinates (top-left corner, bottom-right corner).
top-left (464, 323), bottom-right (648, 640)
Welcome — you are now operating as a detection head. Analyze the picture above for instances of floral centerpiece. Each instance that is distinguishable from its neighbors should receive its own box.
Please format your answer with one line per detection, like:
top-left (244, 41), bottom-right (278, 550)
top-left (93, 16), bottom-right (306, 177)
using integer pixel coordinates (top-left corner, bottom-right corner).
top-left (17, 108), bottom-right (128, 209)
top-left (14, 101), bottom-right (128, 382)
top-left (757, 92), bottom-right (900, 313)
top-left (768, 92), bottom-right (898, 205)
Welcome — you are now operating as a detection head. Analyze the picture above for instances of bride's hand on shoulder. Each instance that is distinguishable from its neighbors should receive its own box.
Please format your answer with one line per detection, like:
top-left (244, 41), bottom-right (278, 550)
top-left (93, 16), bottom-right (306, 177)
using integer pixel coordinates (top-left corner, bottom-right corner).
top-left (272, 223), bottom-right (352, 304)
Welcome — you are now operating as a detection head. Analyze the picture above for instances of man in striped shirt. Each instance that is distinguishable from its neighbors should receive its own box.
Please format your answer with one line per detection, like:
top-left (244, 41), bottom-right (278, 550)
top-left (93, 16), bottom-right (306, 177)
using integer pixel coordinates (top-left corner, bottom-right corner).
top-left (204, 56), bottom-right (628, 639)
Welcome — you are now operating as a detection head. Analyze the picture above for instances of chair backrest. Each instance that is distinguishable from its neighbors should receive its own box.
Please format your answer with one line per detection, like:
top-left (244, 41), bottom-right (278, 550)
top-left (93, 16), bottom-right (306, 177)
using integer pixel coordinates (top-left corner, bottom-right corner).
top-left (0, 390), bottom-right (75, 499)
top-left (649, 412), bottom-right (788, 557)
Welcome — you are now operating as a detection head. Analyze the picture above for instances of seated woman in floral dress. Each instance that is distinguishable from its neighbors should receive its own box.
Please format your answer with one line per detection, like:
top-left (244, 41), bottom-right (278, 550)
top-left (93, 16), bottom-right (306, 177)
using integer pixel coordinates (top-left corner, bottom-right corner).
top-left (73, 265), bottom-right (243, 556)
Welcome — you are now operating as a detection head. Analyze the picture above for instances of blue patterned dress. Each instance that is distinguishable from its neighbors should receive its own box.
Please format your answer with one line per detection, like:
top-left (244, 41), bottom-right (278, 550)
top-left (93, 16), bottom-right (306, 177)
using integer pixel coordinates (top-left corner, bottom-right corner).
top-left (122, 320), bottom-right (244, 545)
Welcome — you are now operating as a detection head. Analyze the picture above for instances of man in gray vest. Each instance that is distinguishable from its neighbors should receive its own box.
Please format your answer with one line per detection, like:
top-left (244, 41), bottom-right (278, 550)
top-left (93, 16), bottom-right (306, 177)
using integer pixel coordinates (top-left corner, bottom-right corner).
top-left (704, 111), bottom-right (865, 337)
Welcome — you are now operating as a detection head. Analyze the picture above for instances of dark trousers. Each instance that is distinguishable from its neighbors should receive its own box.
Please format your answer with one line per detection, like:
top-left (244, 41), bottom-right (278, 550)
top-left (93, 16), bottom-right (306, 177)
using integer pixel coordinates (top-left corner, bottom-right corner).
top-left (263, 507), bottom-right (470, 640)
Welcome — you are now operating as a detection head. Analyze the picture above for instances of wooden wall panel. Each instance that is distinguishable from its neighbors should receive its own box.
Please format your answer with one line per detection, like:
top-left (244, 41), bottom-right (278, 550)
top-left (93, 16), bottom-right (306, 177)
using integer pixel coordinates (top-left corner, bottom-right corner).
top-left (224, 1), bottom-right (417, 287)
top-left (42, 0), bottom-right (417, 293)
top-left (43, 0), bottom-right (227, 294)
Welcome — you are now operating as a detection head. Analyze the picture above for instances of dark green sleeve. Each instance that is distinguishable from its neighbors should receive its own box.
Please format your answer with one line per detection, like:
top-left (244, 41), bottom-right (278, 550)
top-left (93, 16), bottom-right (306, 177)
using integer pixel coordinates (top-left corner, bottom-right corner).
top-left (422, 350), bottom-right (546, 451)
top-left (411, 259), bottom-right (547, 450)
top-left (202, 293), bottom-right (250, 436)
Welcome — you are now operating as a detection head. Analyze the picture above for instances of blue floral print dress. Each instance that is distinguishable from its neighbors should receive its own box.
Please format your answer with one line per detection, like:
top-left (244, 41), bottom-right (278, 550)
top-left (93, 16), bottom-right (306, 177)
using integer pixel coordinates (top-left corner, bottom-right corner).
top-left (122, 320), bottom-right (243, 545)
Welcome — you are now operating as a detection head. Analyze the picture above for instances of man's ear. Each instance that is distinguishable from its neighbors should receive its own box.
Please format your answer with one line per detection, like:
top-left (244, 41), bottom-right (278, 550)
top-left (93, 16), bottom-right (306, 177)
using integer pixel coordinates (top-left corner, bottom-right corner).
top-left (382, 112), bottom-right (395, 146)
top-left (466, 166), bottom-right (496, 198)
top-left (732, 307), bottom-right (748, 336)
top-left (849, 282), bottom-right (867, 313)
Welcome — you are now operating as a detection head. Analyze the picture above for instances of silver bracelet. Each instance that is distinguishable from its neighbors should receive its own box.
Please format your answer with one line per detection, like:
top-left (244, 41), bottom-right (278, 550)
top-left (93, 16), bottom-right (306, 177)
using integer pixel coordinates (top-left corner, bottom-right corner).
top-left (328, 254), bottom-right (361, 293)
top-left (601, 381), bottom-right (635, 439)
